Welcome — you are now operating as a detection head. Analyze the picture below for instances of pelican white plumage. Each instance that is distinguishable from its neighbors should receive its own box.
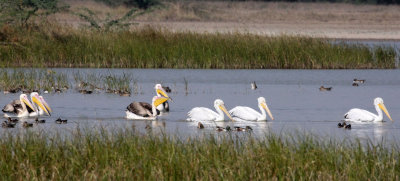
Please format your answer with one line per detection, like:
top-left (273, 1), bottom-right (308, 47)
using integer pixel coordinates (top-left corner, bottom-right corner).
top-left (154, 84), bottom-right (172, 113)
top-left (344, 97), bottom-right (393, 122)
top-left (229, 97), bottom-right (274, 122)
top-left (2, 94), bottom-right (36, 118)
top-left (29, 92), bottom-right (51, 117)
top-left (126, 96), bottom-right (170, 120)
top-left (187, 99), bottom-right (234, 122)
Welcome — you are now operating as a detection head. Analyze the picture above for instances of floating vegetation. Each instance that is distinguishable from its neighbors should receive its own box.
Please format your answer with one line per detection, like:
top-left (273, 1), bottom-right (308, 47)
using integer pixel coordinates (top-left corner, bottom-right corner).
top-left (0, 129), bottom-right (399, 180)
top-left (0, 25), bottom-right (396, 69)
top-left (0, 69), bottom-right (69, 94)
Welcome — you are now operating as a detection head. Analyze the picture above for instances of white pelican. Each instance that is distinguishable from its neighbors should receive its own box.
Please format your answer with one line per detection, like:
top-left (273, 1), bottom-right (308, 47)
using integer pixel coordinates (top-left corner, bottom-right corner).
top-left (154, 84), bottom-right (171, 113)
top-left (187, 99), bottom-right (234, 122)
top-left (229, 97), bottom-right (274, 122)
top-left (2, 94), bottom-right (36, 118)
top-left (344, 97), bottom-right (393, 122)
top-left (29, 92), bottom-right (51, 117)
top-left (126, 96), bottom-right (169, 120)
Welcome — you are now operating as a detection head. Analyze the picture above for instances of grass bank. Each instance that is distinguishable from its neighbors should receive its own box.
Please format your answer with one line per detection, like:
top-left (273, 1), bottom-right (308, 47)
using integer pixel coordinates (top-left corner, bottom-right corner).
top-left (0, 129), bottom-right (398, 180)
top-left (0, 25), bottom-right (396, 69)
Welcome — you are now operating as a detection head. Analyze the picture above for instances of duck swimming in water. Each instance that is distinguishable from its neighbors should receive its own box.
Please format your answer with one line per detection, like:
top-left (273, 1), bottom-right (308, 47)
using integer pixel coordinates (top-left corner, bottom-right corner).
top-left (353, 79), bottom-right (365, 84)
top-left (319, 86), bottom-right (332, 91)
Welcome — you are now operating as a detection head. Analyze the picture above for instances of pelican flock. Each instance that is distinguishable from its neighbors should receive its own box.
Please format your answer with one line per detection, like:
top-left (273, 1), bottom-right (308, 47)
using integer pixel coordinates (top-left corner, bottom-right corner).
top-left (2, 92), bottom-right (51, 118)
top-left (229, 97), bottom-right (274, 122)
top-left (343, 97), bottom-right (393, 122)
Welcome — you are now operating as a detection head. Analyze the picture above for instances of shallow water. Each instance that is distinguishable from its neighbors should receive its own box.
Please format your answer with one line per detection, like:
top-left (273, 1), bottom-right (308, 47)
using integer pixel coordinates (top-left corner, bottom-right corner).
top-left (1, 69), bottom-right (400, 143)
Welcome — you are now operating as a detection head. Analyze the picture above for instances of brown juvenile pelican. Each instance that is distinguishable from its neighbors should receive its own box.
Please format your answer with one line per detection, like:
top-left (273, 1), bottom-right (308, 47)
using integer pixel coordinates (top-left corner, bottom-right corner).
top-left (155, 84), bottom-right (172, 113)
top-left (319, 86), bottom-right (332, 91)
top-left (2, 94), bottom-right (36, 118)
top-left (126, 96), bottom-right (170, 120)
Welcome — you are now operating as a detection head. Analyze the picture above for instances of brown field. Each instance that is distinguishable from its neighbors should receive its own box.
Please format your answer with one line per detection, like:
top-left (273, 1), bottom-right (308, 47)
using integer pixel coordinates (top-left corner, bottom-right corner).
top-left (54, 1), bottom-right (400, 40)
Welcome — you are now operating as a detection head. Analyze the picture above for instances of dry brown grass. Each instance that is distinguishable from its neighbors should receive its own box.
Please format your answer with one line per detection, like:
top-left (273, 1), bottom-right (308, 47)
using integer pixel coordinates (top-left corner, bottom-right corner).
top-left (55, 1), bottom-right (400, 39)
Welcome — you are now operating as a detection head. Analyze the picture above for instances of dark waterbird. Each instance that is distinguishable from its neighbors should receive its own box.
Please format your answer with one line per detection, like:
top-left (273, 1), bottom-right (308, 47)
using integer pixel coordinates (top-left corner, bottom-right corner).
top-left (319, 86), bottom-right (332, 91)
top-left (79, 90), bottom-right (93, 94)
top-left (352, 83), bottom-right (359, 86)
top-left (8, 117), bottom-right (18, 123)
top-left (162, 86), bottom-right (172, 93)
top-left (35, 117), bottom-right (46, 123)
top-left (345, 124), bottom-right (351, 129)
top-left (22, 121), bottom-right (33, 127)
top-left (353, 79), bottom-right (365, 84)
top-left (251, 81), bottom-right (257, 90)
top-left (2, 121), bottom-right (16, 128)
top-left (197, 122), bottom-right (204, 129)
top-left (338, 122), bottom-right (347, 128)
top-left (55, 118), bottom-right (67, 124)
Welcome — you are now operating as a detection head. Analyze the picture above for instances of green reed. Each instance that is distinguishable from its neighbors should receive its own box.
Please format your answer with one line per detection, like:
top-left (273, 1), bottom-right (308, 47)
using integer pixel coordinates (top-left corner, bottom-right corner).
top-left (0, 69), bottom-right (69, 92)
top-left (0, 128), bottom-right (399, 180)
top-left (0, 25), bottom-right (396, 69)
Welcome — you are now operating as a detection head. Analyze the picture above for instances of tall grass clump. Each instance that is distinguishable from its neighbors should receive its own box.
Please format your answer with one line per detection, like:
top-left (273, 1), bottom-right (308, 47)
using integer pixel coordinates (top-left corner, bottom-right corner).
top-left (0, 129), bottom-right (399, 180)
top-left (0, 25), bottom-right (396, 69)
top-left (0, 69), bottom-right (69, 93)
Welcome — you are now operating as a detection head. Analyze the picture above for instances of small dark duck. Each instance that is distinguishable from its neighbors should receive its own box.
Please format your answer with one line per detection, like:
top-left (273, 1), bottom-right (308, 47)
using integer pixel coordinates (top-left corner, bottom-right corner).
top-left (319, 86), bottom-right (332, 91)
top-left (2, 121), bottom-right (16, 128)
top-left (353, 79), bottom-right (365, 84)
top-left (35, 117), bottom-right (46, 123)
top-left (197, 122), bottom-right (204, 129)
top-left (8, 117), bottom-right (18, 123)
top-left (22, 121), bottom-right (33, 127)
top-left (55, 118), bottom-right (67, 124)
top-left (352, 83), bottom-right (359, 87)
top-left (251, 81), bottom-right (257, 90)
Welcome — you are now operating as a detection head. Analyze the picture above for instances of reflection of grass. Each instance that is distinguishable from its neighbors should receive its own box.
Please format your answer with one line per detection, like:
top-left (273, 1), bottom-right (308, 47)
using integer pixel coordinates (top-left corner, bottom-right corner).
top-left (0, 129), bottom-right (399, 179)
top-left (0, 69), bottom-right (69, 93)
top-left (0, 25), bottom-right (396, 69)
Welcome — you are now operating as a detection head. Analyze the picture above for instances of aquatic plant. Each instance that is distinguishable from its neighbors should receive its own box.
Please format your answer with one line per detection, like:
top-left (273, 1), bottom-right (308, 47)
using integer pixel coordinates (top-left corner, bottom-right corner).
top-left (0, 25), bottom-right (396, 69)
top-left (0, 69), bottom-right (69, 93)
top-left (0, 128), bottom-right (399, 180)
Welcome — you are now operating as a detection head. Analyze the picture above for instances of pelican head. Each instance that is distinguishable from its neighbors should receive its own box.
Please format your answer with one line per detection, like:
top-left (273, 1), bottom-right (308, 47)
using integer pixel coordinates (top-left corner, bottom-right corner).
top-left (258, 97), bottom-right (274, 120)
top-left (20, 94), bottom-right (35, 111)
top-left (214, 99), bottom-right (234, 122)
top-left (154, 84), bottom-right (172, 101)
top-left (374, 97), bottom-right (392, 121)
top-left (30, 92), bottom-right (50, 116)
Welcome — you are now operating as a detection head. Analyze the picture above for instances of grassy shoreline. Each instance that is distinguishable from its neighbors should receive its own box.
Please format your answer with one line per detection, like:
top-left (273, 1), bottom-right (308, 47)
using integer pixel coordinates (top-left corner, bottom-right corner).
top-left (0, 129), bottom-right (399, 180)
top-left (0, 25), bottom-right (397, 69)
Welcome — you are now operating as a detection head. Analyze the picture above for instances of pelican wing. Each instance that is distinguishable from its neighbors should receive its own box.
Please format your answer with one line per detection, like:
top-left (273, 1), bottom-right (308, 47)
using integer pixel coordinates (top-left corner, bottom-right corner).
top-left (344, 108), bottom-right (376, 122)
top-left (229, 106), bottom-right (260, 121)
top-left (2, 100), bottom-right (21, 113)
top-left (126, 102), bottom-right (153, 117)
top-left (187, 107), bottom-right (218, 122)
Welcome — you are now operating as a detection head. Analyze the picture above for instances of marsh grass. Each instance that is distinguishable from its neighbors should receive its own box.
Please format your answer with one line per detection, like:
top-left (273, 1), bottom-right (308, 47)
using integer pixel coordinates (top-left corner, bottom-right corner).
top-left (74, 72), bottom-right (132, 95)
top-left (0, 25), bottom-right (396, 69)
top-left (0, 69), bottom-right (69, 93)
top-left (0, 128), bottom-right (399, 180)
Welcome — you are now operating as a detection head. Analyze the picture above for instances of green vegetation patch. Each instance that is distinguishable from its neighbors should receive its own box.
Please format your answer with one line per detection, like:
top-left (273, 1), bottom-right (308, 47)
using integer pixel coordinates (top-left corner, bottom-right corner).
top-left (0, 129), bottom-right (399, 180)
top-left (0, 25), bottom-right (396, 69)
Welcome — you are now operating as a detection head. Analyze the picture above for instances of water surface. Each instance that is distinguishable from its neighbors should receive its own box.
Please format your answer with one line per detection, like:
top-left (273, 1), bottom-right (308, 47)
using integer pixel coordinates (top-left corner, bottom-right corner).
top-left (1, 69), bottom-right (400, 143)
